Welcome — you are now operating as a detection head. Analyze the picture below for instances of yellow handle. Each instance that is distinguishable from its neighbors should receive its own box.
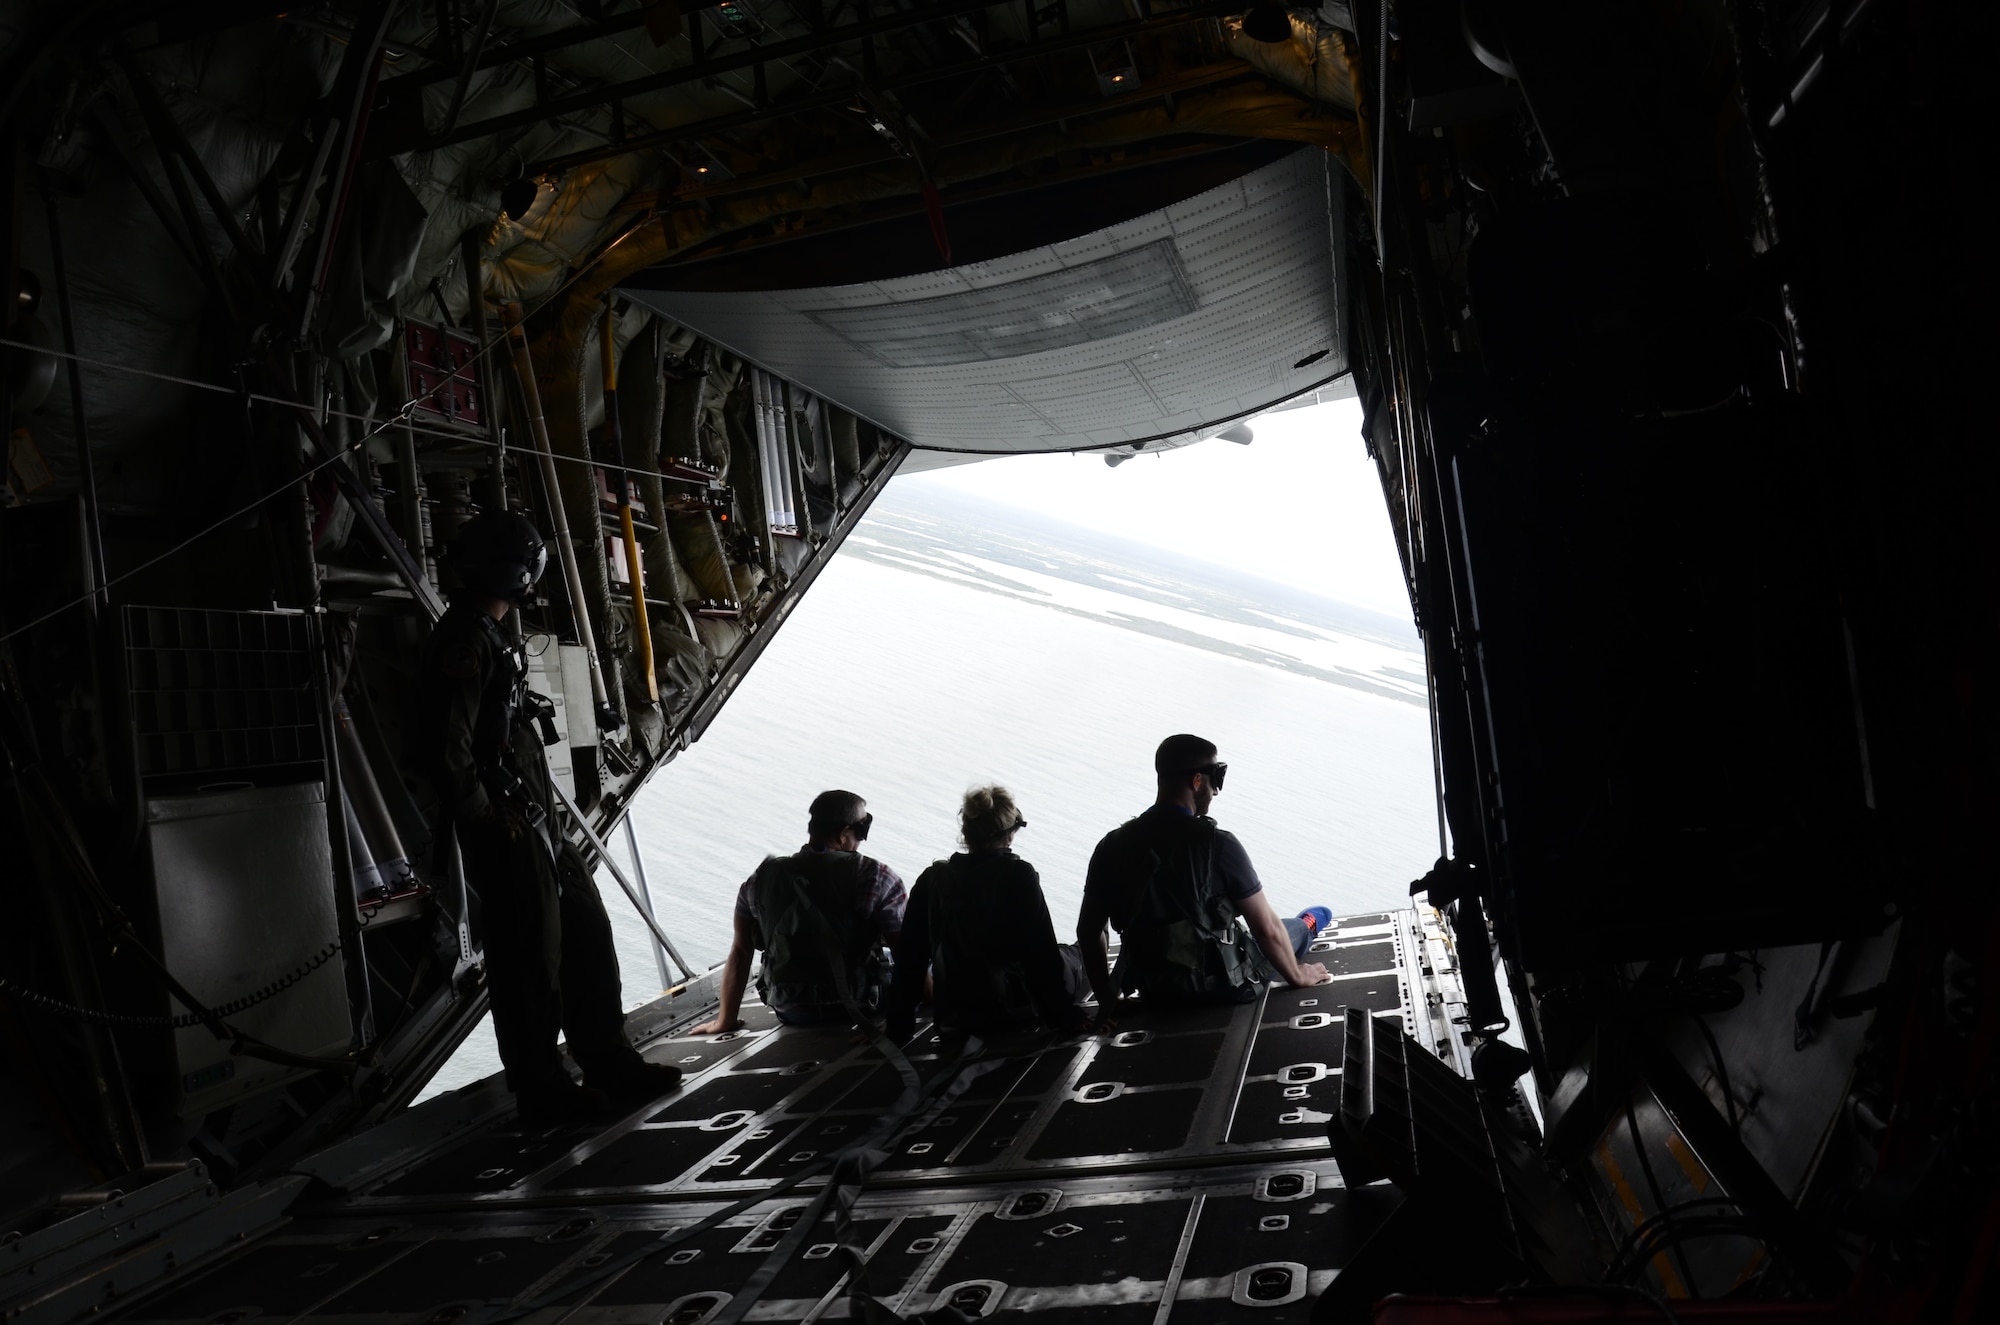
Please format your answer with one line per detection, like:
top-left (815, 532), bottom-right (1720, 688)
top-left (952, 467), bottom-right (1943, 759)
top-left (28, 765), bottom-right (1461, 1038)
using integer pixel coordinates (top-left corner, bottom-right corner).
top-left (622, 505), bottom-right (657, 703)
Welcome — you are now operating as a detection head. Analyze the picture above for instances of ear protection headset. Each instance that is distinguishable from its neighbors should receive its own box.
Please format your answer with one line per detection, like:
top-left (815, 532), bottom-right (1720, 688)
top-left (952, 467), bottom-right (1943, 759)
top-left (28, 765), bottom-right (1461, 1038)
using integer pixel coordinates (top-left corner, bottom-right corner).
top-left (448, 512), bottom-right (548, 602)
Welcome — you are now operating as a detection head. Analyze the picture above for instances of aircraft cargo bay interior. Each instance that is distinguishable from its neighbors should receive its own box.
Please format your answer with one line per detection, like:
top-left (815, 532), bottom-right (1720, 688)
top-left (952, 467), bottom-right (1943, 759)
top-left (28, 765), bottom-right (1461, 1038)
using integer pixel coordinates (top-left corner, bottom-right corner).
top-left (0, 3), bottom-right (1992, 1324)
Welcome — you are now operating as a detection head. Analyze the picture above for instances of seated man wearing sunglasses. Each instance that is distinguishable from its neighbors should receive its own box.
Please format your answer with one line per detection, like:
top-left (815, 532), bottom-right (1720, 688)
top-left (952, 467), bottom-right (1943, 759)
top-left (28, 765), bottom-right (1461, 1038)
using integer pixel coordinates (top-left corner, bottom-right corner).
top-left (1077, 735), bottom-right (1332, 1011)
top-left (692, 790), bottom-right (907, 1032)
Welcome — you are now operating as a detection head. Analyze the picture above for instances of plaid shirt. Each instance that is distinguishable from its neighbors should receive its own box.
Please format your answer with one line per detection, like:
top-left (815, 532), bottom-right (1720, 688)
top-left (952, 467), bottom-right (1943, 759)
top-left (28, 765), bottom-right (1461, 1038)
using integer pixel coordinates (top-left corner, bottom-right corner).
top-left (734, 846), bottom-right (907, 939)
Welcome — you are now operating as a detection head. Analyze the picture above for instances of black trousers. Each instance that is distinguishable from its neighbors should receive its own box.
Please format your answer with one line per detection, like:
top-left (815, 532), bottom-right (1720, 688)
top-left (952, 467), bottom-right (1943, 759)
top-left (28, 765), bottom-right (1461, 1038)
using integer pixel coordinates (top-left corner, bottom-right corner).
top-left (456, 818), bottom-right (642, 1094)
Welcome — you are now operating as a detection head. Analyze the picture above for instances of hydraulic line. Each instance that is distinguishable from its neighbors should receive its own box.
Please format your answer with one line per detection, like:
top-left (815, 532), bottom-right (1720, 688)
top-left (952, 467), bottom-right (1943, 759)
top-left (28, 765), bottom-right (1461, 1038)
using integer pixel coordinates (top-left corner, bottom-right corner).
top-left (602, 298), bottom-right (658, 704)
top-left (502, 304), bottom-right (615, 728)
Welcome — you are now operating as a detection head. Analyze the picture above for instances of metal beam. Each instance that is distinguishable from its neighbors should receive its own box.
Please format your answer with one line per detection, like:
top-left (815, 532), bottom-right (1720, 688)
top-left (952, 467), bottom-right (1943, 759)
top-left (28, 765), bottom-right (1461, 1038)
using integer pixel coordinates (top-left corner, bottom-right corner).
top-left (666, 89), bottom-right (1252, 205)
top-left (548, 776), bottom-right (696, 983)
top-left (81, 103), bottom-right (230, 312)
top-left (114, 47), bottom-right (258, 263)
top-left (534, 87), bottom-right (854, 175)
top-left (288, 401), bottom-right (446, 620)
top-left (375, 6), bottom-right (655, 94)
top-left (534, 58), bottom-right (1264, 179)
top-left (437, 0), bottom-right (503, 139)
top-left (378, 1), bottom-right (1240, 156)
top-left (297, 0), bottom-right (399, 338)
top-left (39, 171), bottom-right (107, 612)
top-left (623, 815), bottom-right (677, 990)
top-left (634, 137), bottom-right (1270, 273)
top-left (268, 117), bottom-right (341, 295)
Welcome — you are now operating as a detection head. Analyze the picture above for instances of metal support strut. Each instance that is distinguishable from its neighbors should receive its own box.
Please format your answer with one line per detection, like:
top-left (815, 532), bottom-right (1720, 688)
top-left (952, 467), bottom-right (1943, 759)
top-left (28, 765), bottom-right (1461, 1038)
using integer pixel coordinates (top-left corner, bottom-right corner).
top-left (549, 775), bottom-right (695, 983)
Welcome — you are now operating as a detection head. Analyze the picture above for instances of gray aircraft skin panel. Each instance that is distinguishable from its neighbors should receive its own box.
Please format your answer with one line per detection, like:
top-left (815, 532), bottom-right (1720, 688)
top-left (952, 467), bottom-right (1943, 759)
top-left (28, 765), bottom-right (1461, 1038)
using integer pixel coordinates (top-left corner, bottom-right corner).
top-left (627, 149), bottom-right (1348, 458)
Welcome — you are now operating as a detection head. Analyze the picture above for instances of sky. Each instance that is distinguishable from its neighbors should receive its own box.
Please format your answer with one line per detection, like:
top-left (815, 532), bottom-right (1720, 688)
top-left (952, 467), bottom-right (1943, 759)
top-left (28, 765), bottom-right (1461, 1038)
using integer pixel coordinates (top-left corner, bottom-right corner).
top-left (895, 396), bottom-right (1412, 620)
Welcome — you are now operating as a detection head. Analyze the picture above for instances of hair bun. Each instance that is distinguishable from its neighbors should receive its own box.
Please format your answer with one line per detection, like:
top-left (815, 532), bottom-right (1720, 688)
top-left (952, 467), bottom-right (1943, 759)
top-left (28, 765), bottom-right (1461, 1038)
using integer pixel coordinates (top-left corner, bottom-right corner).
top-left (960, 784), bottom-right (1022, 846)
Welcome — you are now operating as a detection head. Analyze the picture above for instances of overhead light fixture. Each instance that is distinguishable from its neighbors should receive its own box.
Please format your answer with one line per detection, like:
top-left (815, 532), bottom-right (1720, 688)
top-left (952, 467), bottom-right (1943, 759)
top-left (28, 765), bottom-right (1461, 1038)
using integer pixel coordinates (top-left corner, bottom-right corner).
top-left (1242, 3), bottom-right (1293, 44)
top-left (1089, 39), bottom-right (1140, 96)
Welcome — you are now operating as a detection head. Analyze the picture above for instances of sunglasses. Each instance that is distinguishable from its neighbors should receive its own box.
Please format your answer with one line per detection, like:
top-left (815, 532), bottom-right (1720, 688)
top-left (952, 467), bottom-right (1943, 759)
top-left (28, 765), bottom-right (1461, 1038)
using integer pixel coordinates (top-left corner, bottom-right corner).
top-left (1176, 761), bottom-right (1226, 791)
top-left (849, 812), bottom-right (873, 842)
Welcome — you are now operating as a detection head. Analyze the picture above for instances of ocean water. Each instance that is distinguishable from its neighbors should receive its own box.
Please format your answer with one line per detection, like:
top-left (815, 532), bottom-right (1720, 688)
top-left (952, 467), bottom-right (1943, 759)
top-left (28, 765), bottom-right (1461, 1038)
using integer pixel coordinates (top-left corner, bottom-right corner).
top-left (418, 482), bottom-right (1440, 1099)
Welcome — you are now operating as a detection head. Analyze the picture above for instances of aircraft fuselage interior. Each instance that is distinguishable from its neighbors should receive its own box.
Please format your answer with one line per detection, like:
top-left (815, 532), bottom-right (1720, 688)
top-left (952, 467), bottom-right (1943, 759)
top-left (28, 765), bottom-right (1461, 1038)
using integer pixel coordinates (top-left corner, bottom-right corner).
top-left (0, 2), bottom-right (1991, 1322)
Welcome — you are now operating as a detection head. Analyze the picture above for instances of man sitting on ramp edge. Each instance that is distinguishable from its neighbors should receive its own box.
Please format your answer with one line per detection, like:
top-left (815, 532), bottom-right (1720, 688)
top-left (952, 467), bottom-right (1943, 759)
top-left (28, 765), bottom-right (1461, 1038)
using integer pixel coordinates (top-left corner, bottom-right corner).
top-left (1078, 734), bottom-right (1333, 1014)
top-left (693, 790), bottom-right (908, 1033)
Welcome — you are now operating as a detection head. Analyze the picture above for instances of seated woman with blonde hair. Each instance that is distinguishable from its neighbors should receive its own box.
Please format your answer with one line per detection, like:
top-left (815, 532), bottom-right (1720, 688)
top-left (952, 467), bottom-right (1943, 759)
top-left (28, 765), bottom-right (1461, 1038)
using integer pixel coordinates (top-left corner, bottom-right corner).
top-left (885, 785), bottom-right (1092, 1043)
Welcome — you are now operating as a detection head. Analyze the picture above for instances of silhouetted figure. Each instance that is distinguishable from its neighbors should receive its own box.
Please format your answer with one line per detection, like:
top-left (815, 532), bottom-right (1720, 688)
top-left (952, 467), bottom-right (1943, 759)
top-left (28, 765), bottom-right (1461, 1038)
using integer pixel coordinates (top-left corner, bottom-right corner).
top-left (413, 512), bottom-right (681, 1124)
top-left (887, 786), bottom-right (1090, 1043)
top-left (694, 790), bottom-right (907, 1032)
top-left (1077, 734), bottom-right (1333, 1011)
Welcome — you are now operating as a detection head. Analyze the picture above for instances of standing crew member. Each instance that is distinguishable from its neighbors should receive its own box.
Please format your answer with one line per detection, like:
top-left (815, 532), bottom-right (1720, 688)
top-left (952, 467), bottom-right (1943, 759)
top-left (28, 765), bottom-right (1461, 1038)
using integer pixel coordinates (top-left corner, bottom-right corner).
top-left (413, 512), bottom-right (682, 1124)
top-left (1077, 734), bottom-right (1333, 1011)
top-left (885, 786), bottom-right (1091, 1044)
top-left (692, 791), bottom-right (907, 1032)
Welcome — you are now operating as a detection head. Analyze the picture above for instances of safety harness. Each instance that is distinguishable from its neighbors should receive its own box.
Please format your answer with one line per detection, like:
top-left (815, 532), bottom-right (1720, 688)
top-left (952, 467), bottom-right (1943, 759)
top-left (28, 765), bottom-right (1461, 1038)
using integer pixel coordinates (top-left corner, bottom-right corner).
top-left (1103, 811), bottom-right (1267, 1001)
top-left (751, 850), bottom-right (886, 1016)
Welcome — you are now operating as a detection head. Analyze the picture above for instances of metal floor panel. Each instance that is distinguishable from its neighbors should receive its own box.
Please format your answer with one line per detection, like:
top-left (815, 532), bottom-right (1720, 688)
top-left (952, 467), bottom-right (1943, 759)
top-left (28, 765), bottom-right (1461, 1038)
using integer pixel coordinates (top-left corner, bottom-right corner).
top-left (322, 910), bottom-right (1436, 1212)
top-left (117, 908), bottom-right (1460, 1323)
top-left (123, 1161), bottom-right (1390, 1325)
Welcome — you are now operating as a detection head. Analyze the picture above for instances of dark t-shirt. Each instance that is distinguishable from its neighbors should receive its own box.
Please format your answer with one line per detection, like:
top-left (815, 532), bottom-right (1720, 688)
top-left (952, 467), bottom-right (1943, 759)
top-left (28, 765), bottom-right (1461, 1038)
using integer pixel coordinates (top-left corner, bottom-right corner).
top-left (886, 849), bottom-right (1071, 1041)
top-left (1082, 804), bottom-right (1263, 918)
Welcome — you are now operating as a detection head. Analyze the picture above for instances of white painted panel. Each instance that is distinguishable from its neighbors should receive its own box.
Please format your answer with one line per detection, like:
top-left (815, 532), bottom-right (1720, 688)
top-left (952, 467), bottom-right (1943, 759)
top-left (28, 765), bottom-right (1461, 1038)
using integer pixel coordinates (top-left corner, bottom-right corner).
top-left (559, 645), bottom-right (599, 751)
top-left (525, 632), bottom-right (574, 801)
top-left (627, 148), bottom-right (1345, 456)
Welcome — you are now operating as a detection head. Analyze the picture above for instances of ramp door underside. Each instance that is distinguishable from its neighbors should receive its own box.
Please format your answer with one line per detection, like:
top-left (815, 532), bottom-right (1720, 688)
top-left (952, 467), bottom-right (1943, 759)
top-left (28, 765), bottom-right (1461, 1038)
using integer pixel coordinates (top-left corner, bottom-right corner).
top-left (626, 148), bottom-right (1347, 460)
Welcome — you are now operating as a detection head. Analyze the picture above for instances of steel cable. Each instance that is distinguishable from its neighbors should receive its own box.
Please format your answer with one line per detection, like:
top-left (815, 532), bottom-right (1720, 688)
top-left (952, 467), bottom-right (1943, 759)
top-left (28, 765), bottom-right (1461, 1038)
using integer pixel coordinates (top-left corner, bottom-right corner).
top-left (0, 211), bottom-right (664, 647)
top-left (0, 939), bottom-right (343, 1029)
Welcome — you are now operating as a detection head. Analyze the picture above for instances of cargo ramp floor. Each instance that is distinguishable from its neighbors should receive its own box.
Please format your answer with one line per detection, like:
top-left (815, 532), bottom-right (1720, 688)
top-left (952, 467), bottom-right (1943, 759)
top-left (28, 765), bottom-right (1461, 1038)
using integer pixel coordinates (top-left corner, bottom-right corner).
top-left (111, 908), bottom-right (1472, 1325)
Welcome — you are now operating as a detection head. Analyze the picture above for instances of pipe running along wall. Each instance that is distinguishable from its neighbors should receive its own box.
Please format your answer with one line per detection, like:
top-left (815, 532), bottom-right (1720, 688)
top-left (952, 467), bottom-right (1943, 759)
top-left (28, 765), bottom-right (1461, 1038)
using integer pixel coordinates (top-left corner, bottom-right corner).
top-left (504, 306), bottom-right (615, 727)
top-left (602, 299), bottom-right (659, 706)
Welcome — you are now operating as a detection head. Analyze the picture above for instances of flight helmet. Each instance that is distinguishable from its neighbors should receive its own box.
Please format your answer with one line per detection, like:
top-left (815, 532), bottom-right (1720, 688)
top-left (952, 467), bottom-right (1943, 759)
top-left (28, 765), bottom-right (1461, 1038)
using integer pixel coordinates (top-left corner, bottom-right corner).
top-left (448, 511), bottom-right (548, 602)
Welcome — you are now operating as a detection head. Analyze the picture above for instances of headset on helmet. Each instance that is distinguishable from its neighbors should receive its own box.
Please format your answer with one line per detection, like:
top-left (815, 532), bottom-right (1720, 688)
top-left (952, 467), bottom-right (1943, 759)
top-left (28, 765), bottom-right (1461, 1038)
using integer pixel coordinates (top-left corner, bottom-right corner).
top-left (448, 512), bottom-right (548, 603)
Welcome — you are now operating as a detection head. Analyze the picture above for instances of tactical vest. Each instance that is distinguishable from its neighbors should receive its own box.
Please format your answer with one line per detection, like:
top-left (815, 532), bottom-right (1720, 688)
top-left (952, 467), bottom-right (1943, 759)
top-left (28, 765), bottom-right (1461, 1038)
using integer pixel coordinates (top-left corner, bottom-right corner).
top-left (1102, 812), bottom-right (1265, 1001)
top-left (751, 850), bottom-right (881, 1014)
top-left (923, 853), bottom-right (1039, 1031)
